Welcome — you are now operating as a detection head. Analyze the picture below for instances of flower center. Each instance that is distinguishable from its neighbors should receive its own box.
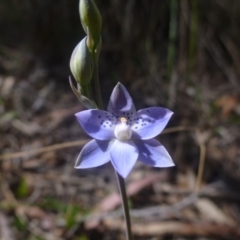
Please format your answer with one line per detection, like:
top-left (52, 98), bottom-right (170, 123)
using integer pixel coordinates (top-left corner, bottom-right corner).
top-left (114, 117), bottom-right (132, 140)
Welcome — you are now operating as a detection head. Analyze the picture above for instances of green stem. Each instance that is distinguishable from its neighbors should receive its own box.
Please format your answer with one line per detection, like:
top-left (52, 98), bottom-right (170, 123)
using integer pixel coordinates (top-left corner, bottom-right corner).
top-left (92, 41), bottom-right (133, 240)
top-left (92, 56), bottom-right (103, 109)
top-left (115, 171), bottom-right (133, 240)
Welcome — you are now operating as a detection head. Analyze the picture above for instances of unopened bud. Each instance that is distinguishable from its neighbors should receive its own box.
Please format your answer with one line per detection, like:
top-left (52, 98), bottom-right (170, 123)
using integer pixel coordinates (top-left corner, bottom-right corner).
top-left (70, 37), bottom-right (93, 85)
top-left (79, 0), bottom-right (102, 50)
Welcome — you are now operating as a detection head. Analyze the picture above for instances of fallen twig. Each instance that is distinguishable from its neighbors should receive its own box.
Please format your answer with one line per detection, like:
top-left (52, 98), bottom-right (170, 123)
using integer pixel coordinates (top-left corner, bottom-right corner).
top-left (0, 139), bottom-right (88, 160)
top-left (104, 219), bottom-right (240, 237)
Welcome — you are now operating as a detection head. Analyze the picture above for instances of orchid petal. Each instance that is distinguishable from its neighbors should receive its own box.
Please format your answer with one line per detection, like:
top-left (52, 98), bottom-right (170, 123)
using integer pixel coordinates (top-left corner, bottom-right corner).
top-left (110, 140), bottom-right (138, 178)
top-left (75, 139), bottom-right (111, 169)
top-left (134, 139), bottom-right (174, 167)
top-left (107, 82), bottom-right (136, 117)
top-left (131, 107), bottom-right (173, 139)
top-left (75, 109), bottom-right (117, 140)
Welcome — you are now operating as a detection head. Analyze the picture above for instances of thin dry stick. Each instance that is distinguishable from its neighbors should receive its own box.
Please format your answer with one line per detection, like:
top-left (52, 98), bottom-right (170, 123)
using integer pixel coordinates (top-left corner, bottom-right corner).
top-left (162, 126), bottom-right (207, 194)
top-left (0, 126), bottom-right (196, 161)
top-left (162, 126), bottom-right (196, 134)
top-left (0, 139), bottom-right (88, 160)
top-left (0, 126), bottom-right (207, 193)
top-left (195, 130), bottom-right (207, 194)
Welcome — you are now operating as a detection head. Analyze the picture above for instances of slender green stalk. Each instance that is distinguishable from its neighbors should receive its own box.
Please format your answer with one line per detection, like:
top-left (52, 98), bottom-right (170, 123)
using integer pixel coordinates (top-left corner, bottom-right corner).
top-left (115, 171), bottom-right (133, 240)
top-left (92, 49), bottom-right (133, 240)
top-left (92, 55), bottom-right (103, 109)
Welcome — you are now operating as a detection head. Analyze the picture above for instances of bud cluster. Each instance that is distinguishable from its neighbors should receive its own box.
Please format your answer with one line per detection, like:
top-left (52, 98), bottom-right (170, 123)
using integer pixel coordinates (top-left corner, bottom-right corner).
top-left (69, 0), bottom-right (102, 109)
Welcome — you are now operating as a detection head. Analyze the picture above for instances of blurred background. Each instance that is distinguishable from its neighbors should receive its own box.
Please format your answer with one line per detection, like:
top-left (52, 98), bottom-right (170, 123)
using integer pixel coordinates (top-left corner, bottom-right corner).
top-left (1, 0), bottom-right (240, 239)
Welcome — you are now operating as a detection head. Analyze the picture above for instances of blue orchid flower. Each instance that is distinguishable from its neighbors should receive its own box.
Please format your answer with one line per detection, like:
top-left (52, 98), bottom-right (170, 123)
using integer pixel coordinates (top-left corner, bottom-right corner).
top-left (75, 82), bottom-right (174, 178)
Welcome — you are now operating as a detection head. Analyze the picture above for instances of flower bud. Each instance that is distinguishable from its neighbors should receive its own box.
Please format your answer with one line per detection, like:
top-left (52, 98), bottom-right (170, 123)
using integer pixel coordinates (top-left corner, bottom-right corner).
top-left (70, 37), bottom-right (93, 86)
top-left (79, 0), bottom-right (102, 50)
